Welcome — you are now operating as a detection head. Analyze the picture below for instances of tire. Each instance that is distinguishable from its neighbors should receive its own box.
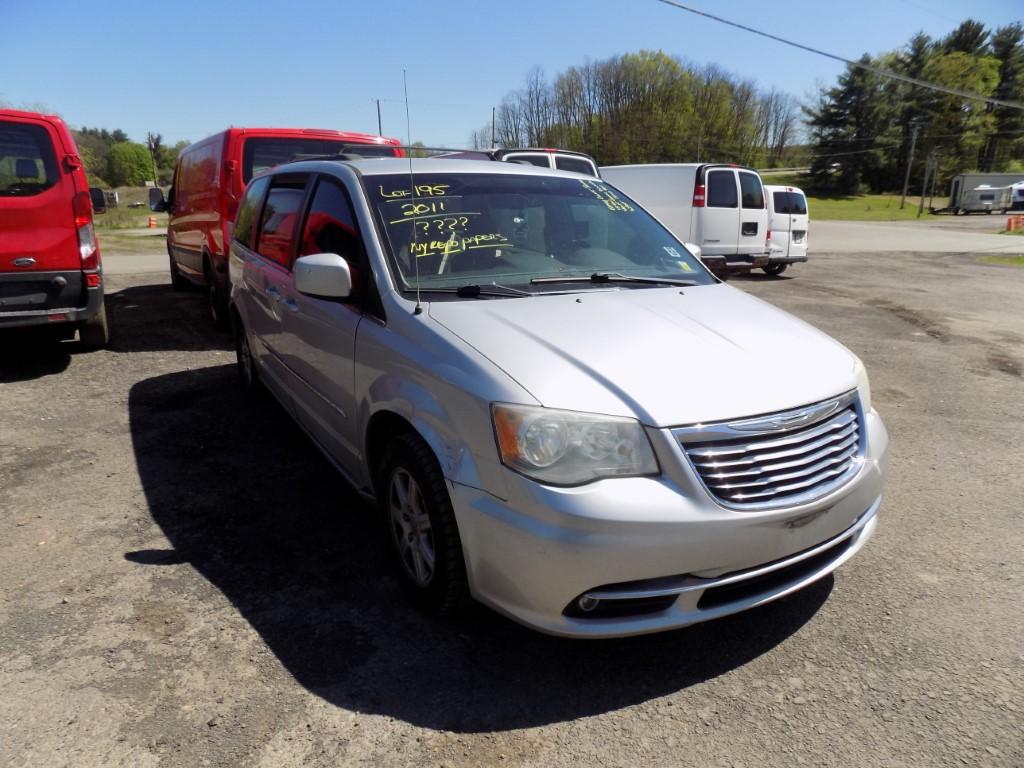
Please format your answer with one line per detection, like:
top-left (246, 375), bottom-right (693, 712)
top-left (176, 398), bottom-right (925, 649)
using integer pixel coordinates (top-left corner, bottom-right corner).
top-left (204, 261), bottom-right (229, 331)
top-left (376, 433), bottom-right (470, 616)
top-left (79, 299), bottom-right (110, 350)
top-left (169, 248), bottom-right (188, 291)
top-left (763, 263), bottom-right (788, 276)
top-left (234, 317), bottom-right (261, 393)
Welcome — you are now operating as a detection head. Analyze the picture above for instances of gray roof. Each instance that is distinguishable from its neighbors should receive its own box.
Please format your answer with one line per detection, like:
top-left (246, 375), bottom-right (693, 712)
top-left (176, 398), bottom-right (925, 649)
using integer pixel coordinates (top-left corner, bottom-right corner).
top-left (284, 157), bottom-right (577, 178)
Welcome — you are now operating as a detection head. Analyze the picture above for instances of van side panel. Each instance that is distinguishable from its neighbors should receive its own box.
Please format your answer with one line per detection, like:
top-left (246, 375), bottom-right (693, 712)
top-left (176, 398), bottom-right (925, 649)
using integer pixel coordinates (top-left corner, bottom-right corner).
top-left (600, 165), bottom-right (695, 243)
top-left (170, 133), bottom-right (225, 277)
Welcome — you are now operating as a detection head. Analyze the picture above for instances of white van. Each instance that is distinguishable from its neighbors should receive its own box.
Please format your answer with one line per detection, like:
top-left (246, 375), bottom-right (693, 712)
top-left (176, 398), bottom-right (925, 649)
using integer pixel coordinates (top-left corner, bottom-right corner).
top-left (764, 185), bottom-right (809, 276)
top-left (599, 163), bottom-right (770, 275)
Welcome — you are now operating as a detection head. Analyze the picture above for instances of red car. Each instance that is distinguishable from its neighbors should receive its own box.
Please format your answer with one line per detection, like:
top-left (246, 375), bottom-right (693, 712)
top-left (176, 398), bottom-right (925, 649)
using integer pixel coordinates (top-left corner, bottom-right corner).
top-left (0, 109), bottom-right (108, 348)
top-left (150, 127), bottom-right (402, 328)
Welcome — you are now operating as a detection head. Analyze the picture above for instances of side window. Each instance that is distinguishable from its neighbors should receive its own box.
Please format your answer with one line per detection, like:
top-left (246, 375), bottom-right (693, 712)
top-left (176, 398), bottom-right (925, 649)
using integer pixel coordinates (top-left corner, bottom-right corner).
top-left (555, 156), bottom-right (597, 177)
top-left (739, 172), bottom-right (765, 209)
top-left (504, 154), bottom-right (551, 169)
top-left (706, 170), bottom-right (737, 208)
top-left (233, 176), bottom-right (269, 248)
top-left (299, 178), bottom-right (366, 294)
top-left (256, 176), bottom-right (307, 268)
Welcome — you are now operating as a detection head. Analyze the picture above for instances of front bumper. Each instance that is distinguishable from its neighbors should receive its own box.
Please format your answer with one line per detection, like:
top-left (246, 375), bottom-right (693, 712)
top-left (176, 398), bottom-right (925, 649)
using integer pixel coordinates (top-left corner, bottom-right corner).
top-left (451, 408), bottom-right (888, 638)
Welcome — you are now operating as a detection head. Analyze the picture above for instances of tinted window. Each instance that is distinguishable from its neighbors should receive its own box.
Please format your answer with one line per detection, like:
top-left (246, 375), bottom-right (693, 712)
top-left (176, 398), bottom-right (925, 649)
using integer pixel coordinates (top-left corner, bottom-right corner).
top-left (504, 154), bottom-right (551, 169)
top-left (739, 172), bottom-right (764, 209)
top-left (256, 177), bottom-right (307, 267)
top-left (233, 176), bottom-right (269, 248)
top-left (772, 191), bottom-right (807, 215)
top-left (706, 170), bottom-right (737, 208)
top-left (555, 156), bottom-right (597, 177)
top-left (242, 138), bottom-right (397, 183)
top-left (0, 121), bottom-right (58, 196)
top-left (299, 178), bottom-right (366, 295)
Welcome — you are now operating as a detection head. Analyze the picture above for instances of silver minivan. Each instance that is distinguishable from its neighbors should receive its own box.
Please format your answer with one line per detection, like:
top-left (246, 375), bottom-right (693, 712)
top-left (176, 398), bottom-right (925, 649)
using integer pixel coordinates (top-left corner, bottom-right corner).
top-left (228, 158), bottom-right (888, 638)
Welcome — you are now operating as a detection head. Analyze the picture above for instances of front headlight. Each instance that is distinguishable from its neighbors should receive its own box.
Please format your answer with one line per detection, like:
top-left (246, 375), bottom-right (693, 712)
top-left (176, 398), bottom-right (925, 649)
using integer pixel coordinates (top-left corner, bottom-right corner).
top-left (492, 403), bottom-right (659, 485)
top-left (853, 357), bottom-right (872, 412)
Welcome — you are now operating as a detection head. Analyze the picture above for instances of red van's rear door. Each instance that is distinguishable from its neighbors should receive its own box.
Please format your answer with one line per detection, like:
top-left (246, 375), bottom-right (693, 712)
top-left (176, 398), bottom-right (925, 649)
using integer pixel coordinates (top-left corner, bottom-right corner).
top-left (0, 116), bottom-right (80, 273)
top-left (0, 115), bottom-right (85, 312)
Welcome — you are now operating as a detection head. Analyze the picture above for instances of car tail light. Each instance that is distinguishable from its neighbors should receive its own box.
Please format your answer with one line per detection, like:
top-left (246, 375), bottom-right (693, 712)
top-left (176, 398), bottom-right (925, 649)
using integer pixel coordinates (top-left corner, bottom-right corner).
top-left (73, 191), bottom-right (99, 272)
top-left (766, 228), bottom-right (771, 244)
top-left (692, 184), bottom-right (706, 207)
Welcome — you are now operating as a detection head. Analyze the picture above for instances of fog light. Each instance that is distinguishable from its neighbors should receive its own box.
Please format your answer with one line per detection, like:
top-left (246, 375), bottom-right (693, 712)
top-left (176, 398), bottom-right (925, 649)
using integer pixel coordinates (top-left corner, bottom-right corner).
top-left (577, 596), bottom-right (600, 612)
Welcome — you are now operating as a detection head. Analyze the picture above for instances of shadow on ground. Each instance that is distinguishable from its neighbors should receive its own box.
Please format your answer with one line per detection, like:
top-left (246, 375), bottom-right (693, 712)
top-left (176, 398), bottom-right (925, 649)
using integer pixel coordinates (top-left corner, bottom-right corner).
top-left (0, 331), bottom-right (73, 383)
top-left (106, 282), bottom-right (231, 353)
top-left (128, 364), bottom-right (831, 732)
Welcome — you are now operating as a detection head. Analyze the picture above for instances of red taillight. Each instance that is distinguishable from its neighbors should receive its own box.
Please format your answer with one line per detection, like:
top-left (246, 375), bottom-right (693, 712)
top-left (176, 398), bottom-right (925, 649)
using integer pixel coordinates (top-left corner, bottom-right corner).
top-left (766, 228), bottom-right (771, 243)
top-left (74, 191), bottom-right (99, 270)
top-left (85, 273), bottom-right (101, 287)
top-left (692, 184), bottom-right (706, 208)
top-left (73, 190), bottom-right (92, 227)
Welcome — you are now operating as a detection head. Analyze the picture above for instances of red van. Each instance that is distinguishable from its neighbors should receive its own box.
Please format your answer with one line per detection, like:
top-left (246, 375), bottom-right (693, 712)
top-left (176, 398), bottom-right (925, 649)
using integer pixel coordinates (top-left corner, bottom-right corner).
top-left (1, 109), bottom-right (108, 348)
top-left (150, 128), bottom-right (401, 328)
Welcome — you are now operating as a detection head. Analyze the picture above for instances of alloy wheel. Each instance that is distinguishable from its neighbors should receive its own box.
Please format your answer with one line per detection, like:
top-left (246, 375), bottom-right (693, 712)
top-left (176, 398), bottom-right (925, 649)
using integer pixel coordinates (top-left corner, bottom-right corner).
top-left (388, 468), bottom-right (435, 587)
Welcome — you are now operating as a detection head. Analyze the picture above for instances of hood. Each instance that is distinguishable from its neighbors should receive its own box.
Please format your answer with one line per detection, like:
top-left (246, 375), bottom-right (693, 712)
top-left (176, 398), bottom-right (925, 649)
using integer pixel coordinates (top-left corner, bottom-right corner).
top-left (428, 284), bottom-right (859, 427)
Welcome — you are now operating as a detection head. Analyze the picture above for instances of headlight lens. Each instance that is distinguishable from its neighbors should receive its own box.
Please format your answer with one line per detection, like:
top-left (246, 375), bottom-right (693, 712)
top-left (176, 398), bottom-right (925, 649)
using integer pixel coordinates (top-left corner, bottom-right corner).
top-left (492, 404), bottom-right (659, 485)
top-left (853, 357), bottom-right (872, 412)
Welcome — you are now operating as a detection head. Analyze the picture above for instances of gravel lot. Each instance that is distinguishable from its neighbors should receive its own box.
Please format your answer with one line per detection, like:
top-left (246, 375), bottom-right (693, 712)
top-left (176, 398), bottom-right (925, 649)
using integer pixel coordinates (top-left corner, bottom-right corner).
top-left (1, 247), bottom-right (1021, 767)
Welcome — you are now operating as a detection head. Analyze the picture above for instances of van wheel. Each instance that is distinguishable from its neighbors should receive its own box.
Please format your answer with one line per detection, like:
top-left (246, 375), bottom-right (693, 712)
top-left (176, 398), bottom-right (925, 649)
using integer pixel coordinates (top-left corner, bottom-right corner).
top-left (763, 263), bottom-right (788, 276)
top-left (205, 263), bottom-right (229, 331)
top-left (169, 250), bottom-right (188, 291)
top-left (377, 433), bottom-right (469, 616)
top-left (79, 300), bottom-right (110, 350)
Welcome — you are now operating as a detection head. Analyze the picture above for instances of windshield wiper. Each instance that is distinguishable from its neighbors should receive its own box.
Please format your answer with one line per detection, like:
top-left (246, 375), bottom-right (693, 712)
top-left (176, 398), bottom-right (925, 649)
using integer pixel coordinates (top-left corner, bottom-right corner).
top-left (530, 272), bottom-right (698, 287)
top-left (416, 283), bottom-right (532, 298)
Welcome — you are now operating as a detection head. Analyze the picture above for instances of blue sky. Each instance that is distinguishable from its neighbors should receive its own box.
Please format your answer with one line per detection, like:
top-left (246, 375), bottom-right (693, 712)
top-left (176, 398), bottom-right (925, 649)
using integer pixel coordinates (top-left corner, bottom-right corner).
top-left (2, 0), bottom-right (1020, 147)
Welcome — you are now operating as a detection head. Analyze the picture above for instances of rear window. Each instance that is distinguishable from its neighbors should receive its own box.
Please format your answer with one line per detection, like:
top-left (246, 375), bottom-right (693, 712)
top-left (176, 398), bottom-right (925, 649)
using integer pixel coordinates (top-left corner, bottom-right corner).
top-left (739, 172), bottom-right (765, 209)
top-left (554, 155), bottom-right (597, 177)
top-left (772, 191), bottom-right (807, 215)
top-left (0, 121), bottom-right (58, 197)
top-left (242, 138), bottom-right (395, 183)
top-left (706, 170), bottom-right (737, 208)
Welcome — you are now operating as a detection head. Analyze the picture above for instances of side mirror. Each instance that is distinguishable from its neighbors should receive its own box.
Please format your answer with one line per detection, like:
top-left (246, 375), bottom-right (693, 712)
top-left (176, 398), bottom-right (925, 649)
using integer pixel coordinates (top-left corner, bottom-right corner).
top-left (89, 187), bottom-right (107, 215)
top-left (683, 242), bottom-right (702, 260)
top-left (294, 253), bottom-right (352, 299)
top-left (148, 187), bottom-right (167, 212)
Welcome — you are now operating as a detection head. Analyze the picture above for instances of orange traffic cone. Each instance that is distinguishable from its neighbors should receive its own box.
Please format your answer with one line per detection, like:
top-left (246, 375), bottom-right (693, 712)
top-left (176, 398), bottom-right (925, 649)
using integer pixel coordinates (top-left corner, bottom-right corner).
top-left (147, 216), bottom-right (157, 228)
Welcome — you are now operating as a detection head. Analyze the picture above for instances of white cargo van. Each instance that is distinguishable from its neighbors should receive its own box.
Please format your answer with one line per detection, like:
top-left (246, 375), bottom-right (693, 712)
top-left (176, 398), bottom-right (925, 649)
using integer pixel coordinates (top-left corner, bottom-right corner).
top-left (599, 163), bottom-right (770, 275)
top-left (764, 185), bottom-right (809, 276)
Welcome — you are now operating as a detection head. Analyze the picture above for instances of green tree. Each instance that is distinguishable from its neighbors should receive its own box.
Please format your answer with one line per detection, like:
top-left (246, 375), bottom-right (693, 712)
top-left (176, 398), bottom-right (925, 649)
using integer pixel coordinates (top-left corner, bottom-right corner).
top-left (106, 142), bottom-right (154, 186)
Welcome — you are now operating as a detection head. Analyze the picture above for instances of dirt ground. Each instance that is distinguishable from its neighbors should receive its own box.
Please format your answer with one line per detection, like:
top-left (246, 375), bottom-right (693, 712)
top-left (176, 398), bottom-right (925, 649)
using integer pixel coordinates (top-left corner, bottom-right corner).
top-left (1, 251), bottom-right (1021, 767)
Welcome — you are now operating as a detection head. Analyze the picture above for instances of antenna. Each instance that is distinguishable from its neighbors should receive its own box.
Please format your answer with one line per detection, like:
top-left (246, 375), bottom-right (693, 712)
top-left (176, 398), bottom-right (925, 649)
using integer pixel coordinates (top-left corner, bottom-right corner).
top-left (403, 69), bottom-right (422, 316)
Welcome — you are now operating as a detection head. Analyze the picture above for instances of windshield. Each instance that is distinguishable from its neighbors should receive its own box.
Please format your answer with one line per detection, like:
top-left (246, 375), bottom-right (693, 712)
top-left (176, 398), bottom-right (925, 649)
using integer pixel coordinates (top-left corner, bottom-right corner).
top-left (366, 172), bottom-right (715, 291)
top-left (242, 137), bottom-right (397, 182)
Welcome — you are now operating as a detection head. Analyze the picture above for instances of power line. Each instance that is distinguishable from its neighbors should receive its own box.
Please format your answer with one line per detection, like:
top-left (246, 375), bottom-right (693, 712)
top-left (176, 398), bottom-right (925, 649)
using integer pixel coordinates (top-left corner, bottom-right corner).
top-left (655, 0), bottom-right (1024, 111)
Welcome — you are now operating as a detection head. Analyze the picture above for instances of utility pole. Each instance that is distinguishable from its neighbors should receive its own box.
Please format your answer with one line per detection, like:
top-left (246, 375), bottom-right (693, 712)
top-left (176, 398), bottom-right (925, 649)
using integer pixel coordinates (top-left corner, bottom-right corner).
top-left (928, 155), bottom-right (939, 211)
top-left (491, 106), bottom-right (496, 149)
top-left (376, 99), bottom-right (382, 136)
top-left (918, 153), bottom-right (933, 217)
top-left (900, 122), bottom-right (920, 210)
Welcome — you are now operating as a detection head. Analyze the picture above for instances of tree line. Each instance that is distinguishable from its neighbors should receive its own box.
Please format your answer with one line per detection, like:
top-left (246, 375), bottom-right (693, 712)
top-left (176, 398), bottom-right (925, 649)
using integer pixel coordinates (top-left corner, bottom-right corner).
top-left (805, 20), bottom-right (1024, 194)
top-left (470, 51), bottom-right (801, 169)
top-left (73, 127), bottom-right (188, 188)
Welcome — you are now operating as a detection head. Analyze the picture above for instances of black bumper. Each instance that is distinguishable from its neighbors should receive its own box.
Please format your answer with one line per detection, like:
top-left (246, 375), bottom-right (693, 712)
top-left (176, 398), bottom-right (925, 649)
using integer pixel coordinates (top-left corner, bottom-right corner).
top-left (0, 271), bottom-right (103, 330)
top-left (767, 254), bottom-right (809, 265)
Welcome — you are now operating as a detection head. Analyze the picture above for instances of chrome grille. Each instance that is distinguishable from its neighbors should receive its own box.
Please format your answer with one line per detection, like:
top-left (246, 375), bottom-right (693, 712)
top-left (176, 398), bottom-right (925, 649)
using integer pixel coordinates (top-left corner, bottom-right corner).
top-left (674, 392), bottom-right (863, 509)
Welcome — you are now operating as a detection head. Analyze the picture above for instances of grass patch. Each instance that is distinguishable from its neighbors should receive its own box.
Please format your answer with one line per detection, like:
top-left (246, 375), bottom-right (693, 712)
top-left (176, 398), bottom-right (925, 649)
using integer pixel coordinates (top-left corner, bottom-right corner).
top-left (998, 228), bottom-right (1024, 236)
top-left (98, 231), bottom-right (167, 255)
top-left (807, 194), bottom-right (931, 221)
top-left (93, 186), bottom-right (169, 230)
top-left (979, 255), bottom-right (1024, 267)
